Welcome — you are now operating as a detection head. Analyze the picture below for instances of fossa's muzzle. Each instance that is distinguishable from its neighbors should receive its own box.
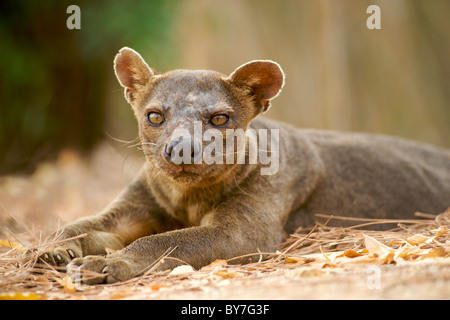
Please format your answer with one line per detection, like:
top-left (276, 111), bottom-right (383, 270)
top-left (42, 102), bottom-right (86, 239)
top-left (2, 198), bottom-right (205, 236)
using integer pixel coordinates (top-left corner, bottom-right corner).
top-left (164, 133), bottom-right (202, 165)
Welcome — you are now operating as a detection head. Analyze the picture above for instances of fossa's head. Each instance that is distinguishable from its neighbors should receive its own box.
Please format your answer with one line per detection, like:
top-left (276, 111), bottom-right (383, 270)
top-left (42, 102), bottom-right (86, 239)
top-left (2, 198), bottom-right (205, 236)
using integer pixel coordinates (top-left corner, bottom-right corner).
top-left (114, 47), bottom-right (284, 185)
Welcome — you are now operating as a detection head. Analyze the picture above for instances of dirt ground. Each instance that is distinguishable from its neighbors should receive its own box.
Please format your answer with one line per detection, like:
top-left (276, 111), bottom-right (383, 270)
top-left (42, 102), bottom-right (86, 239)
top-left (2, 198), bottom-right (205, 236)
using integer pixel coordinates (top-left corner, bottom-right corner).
top-left (0, 142), bottom-right (449, 300)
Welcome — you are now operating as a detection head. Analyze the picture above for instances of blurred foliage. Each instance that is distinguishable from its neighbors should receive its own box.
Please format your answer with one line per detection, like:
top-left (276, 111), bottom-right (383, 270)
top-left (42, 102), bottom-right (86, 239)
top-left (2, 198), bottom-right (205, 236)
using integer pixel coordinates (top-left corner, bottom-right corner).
top-left (176, 0), bottom-right (450, 148)
top-left (0, 0), bottom-right (178, 174)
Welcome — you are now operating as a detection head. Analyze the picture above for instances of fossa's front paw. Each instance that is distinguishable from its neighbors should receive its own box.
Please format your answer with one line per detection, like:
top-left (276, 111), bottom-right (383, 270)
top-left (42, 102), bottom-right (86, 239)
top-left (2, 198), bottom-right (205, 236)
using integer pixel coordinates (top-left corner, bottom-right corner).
top-left (67, 254), bottom-right (138, 285)
top-left (22, 241), bottom-right (82, 270)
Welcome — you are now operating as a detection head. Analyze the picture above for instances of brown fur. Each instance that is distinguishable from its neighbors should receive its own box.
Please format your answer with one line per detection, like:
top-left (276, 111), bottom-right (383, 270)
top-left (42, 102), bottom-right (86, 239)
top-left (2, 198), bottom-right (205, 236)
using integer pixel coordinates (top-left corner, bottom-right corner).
top-left (31, 47), bottom-right (450, 284)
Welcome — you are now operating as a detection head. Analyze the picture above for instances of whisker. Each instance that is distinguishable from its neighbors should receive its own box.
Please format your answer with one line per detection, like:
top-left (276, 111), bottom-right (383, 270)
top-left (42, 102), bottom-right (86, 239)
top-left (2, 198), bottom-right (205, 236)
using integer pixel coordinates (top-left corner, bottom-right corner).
top-left (135, 142), bottom-right (157, 147)
top-left (104, 133), bottom-right (140, 147)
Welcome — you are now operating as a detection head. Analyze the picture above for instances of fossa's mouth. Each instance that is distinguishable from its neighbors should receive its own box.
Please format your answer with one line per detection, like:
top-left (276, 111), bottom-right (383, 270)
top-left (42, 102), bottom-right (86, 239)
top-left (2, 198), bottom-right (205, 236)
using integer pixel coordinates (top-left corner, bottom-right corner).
top-left (157, 157), bottom-right (206, 182)
top-left (167, 165), bottom-right (200, 176)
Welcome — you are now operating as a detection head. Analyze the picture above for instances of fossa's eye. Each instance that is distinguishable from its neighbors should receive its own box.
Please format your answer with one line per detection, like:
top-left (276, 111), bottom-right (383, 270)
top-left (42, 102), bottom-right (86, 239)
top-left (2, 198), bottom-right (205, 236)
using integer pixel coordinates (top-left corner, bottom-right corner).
top-left (210, 114), bottom-right (229, 127)
top-left (147, 112), bottom-right (165, 126)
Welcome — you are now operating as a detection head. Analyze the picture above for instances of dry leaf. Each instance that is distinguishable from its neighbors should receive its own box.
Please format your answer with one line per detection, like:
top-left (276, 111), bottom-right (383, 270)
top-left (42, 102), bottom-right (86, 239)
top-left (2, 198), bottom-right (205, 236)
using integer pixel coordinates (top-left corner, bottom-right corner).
top-left (421, 247), bottom-right (447, 259)
top-left (201, 259), bottom-right (228, 271)
top-left (433, 226), bottom-right (447, 239)
top-left (363, 234), bottom-right (394, 258)
top-left (393, 243), bottom-right (446, 261)
top-left (389, 240), bottom-right (404, 246)
top-left (335, 254), bottom-right (374, 265)
top-left (394, 245), bottom-right (420, 260)
top-left (285, 256), bottom-right (307, 264)
top-left (322, 263), bottom-right (338, 268)
top-left (342, 249), bottom-right (362, 258)
top-left (110, 288), bottom-right (133, 300)
top-left (168, 265), bottom-right (195, 276)
top-left (381, 252), bottom-right (395, 264)
top-left (214, 270), bottom-right (245, 279)
top-left (0, 239), bottom-right (26, 253)
top-left (406, 234), bottom-right (430, 246)
top-left (0, 292), bottom-right (42, 300)
top-left (149, 283), bottom-right (169, 291)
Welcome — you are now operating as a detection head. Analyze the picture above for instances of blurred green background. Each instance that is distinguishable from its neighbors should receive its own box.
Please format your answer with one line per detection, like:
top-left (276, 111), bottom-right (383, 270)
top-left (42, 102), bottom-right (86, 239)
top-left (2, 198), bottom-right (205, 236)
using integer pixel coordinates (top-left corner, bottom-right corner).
top-left (1, 0), bottom-right (449, 175)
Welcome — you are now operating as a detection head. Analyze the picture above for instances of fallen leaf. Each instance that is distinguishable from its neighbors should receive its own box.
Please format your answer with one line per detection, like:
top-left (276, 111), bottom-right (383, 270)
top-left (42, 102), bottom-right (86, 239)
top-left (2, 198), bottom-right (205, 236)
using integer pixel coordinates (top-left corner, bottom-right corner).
top-left (168, 265), bottom-right (195, 276)
top-left (285, 256), bottom-right (307, 264)
top-left (406, 234), bottom-right (429, 246)
top-left (433, 226), bottom-right (447, 239)
top-left (214, 270), bottom-right (245, 279)
top-left (381, 252), bottom-right (395, 264)
top-left (0, 292), bottom-right (42, 300)
top-left (421, 247), bottom-right (447, 259)
top-left (334, 254), bottom-right (374, 265)
top-left (363, 234), bottom-right (394, 258)
top-left (394, 245), bottom-right (419, 259)
top-left (322, 263), bottom-right (338, 268)
top-left (150, 283), bottom-right (169, 291)
top-left (0, 239), bottom-right (26, 253)
top-left (110, 288), bottom-right (133, 300)
top-left (342, 249), bottom-right (362, 258)
top-left (201, 259), bottom-right (228, 271)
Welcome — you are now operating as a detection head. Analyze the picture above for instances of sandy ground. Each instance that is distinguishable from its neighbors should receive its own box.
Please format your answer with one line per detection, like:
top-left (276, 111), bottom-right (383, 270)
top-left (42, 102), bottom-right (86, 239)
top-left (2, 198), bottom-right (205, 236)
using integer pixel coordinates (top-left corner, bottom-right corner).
top-left (0, 143), bottom-right (449, 300)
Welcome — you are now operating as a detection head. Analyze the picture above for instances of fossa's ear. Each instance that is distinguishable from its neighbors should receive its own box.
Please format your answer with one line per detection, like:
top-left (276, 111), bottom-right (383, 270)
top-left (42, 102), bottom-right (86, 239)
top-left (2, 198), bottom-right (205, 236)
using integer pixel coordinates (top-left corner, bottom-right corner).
top-left (229, 60), bottom-right (284, 113)
top-left (114, 47), bottom-right (157, 104)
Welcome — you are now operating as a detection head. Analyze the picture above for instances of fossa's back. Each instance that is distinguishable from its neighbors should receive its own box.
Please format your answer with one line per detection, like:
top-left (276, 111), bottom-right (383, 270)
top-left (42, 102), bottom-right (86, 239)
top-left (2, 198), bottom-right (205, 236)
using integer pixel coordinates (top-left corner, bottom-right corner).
top-left (252, 117), bottom-right (450, 230)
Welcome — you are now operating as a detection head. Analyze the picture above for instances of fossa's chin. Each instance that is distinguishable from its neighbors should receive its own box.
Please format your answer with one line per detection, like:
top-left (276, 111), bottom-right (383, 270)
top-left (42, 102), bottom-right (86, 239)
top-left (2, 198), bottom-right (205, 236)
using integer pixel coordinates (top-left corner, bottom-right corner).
top-left (152, 159), bottom-right (215, 184)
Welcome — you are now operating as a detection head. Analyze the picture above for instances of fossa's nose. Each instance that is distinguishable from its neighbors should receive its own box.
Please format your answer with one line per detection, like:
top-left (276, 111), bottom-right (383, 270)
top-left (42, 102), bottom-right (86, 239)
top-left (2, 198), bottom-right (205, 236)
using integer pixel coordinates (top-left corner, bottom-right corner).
top-left (164, 137), bottom-right (202, 165)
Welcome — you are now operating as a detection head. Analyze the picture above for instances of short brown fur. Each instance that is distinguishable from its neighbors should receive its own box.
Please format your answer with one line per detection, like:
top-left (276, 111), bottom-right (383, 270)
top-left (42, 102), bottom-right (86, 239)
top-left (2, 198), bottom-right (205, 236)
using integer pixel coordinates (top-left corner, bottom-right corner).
top-left (31, 48), bottom-right (450, 284)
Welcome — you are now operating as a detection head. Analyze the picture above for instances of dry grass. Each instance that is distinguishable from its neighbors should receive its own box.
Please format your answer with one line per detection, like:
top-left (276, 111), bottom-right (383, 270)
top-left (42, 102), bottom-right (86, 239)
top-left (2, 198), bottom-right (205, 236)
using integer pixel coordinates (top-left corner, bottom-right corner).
top-left (0, 209), bottom-right (449, 300)
top-left (0, 145), bottom-right (449, 300)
